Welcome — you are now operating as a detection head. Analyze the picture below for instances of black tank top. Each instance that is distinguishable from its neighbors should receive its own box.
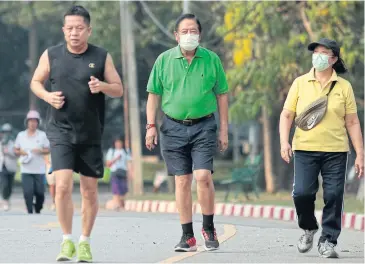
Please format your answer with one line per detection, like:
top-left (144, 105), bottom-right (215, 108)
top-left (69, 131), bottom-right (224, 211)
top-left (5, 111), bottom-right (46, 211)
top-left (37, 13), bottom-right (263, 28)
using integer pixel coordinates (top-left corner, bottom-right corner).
top-left (46, 43), bottom-right (107, 144)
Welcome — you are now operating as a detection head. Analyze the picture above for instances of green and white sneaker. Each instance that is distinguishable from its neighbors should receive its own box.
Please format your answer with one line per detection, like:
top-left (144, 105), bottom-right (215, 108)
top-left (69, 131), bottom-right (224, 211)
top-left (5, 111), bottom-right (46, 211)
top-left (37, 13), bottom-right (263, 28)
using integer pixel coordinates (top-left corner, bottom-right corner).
top-left (56, 239), bottom-right (76, 261)
top-left (77, 241), bottom-right (93, 263)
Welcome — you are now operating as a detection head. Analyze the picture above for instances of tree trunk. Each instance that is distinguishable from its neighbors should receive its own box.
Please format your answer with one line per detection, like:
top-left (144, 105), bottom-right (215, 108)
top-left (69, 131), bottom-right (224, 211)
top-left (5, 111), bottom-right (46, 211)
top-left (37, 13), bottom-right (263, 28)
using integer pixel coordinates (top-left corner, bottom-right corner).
top-left (120, 1), bottom-right (143, 195)
top-left (299, 1), bottom-right (316, 41)
top-left (271, 105), bottom-right (293, 191)
top-left (121, 39), bottom-right (132, 194)
top-left (262, 106), bottom-right (275, 193)
top-left (356, 178), bottom-right (364, 201)
top-left (232, 123), bottom-right (240, 162)
top-left (28, 2), bottom-right (38, 110)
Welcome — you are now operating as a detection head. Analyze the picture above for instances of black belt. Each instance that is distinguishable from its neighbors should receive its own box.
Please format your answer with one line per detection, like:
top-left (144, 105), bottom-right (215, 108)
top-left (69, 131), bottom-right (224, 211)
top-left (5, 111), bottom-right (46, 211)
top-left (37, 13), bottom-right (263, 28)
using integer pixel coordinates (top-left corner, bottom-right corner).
top-left (166, 114), bottom-right (213, 126)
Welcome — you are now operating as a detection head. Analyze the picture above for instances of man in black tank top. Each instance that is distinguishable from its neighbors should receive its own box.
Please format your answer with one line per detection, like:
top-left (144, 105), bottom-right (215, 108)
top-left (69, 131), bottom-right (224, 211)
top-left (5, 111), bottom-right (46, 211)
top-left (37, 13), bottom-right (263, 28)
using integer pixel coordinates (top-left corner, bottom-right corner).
top-left (30, 6), bottom-right (123, 263)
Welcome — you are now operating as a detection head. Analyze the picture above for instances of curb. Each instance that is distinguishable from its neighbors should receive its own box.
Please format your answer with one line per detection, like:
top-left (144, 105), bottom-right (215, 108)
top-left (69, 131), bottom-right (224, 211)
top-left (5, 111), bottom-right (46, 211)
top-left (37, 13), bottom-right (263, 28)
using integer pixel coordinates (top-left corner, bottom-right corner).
top-left (124, 200), bottom-right (365, 232)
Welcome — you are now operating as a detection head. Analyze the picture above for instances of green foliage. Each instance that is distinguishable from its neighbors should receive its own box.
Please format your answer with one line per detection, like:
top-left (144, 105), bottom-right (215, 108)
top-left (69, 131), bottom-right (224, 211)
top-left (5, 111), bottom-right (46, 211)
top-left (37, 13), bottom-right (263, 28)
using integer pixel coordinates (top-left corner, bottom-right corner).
top-left (229, 89), bottom-right (265, 123)
top-left (220, 1), bottom-right (364, 123)
top-left (82, 1), bottom-right (122, 61)
top-left (0, 1), bottom-right (226, 154)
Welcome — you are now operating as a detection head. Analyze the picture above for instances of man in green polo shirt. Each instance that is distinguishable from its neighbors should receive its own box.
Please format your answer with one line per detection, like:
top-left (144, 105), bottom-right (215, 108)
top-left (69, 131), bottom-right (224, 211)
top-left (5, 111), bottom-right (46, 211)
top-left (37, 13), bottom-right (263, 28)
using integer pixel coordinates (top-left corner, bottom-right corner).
top-left (145, 13), bottom-right (229, 252)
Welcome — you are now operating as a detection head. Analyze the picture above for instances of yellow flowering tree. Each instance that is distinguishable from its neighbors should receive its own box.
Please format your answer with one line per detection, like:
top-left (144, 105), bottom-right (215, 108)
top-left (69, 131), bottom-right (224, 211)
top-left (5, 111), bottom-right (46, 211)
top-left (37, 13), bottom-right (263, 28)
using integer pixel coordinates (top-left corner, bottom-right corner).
top-left (219, 1), bottom-right (364, 193)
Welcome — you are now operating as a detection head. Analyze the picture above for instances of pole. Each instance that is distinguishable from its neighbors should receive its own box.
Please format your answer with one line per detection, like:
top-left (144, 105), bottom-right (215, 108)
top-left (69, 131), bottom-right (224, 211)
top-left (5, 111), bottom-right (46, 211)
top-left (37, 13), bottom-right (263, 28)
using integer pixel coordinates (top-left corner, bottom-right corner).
top-left (123, 80), bottom-right (130, 145)
top-left (120, 4), bottom-right (130, 152)
top-left (120, 1), bottom-right (133, 194)
top-left (183, 0), bottom-right (189, 13)
top-left (29, 1), bottom-right (38, 110)
top-left (120, 0), bottom-right (143, 195)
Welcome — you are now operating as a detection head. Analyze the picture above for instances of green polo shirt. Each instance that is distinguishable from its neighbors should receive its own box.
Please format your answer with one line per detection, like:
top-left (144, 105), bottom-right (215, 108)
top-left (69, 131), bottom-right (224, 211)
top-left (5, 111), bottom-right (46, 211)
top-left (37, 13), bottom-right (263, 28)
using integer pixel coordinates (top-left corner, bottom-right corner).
top-left (146, 46), bottom-right (228, 120)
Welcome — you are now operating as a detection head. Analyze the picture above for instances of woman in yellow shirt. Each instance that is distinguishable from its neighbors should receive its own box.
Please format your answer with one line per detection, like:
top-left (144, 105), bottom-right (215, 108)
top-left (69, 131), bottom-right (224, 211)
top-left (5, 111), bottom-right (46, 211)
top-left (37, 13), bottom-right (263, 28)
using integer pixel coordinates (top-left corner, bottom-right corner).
top-left (279, 38), bottom-right (364, 258)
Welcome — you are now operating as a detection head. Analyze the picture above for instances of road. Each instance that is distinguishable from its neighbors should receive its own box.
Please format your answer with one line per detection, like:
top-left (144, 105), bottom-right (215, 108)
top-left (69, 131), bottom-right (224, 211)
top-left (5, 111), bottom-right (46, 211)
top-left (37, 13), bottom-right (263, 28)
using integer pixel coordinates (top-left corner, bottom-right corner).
top-left (0, 191), bottom-right (363, 263)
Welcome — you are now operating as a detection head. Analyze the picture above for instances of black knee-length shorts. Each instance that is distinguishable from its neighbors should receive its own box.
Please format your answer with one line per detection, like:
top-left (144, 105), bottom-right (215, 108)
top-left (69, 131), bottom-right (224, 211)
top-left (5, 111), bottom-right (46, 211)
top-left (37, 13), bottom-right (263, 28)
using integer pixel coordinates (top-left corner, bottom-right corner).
top-left (160, 114), bottom-right (217, 176)
top-left (49, 138), bottom-right (104, 179)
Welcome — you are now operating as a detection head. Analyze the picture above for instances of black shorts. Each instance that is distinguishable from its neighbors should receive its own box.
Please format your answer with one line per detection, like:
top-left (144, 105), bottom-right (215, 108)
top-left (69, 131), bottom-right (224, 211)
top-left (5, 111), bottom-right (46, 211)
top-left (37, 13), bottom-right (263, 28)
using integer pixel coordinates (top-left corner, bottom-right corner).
top-left (49, 140), bottom-right (104, 178)
top-left (160, 114), bottom-right (217, 176)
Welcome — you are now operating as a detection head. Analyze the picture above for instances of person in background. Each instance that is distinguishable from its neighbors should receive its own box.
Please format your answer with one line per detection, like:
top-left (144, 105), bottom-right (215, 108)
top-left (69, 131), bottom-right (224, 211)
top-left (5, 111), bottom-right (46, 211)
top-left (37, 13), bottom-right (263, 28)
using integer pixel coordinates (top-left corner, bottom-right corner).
top-left (14, 110), bottom-right (50, 214)
top-left (279, 38), bottom-right (364, 258)
top-left (0, 123), bottom-right (18, 211)
top-left (45, 154), bottom-right (56, 210)
top-left (105, 136), bottom-right (131, 210)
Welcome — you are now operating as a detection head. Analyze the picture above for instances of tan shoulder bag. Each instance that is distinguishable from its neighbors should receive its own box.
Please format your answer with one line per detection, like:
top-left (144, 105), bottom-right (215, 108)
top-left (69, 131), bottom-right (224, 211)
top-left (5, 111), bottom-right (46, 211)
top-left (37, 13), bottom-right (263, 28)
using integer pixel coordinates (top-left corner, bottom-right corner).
top-left (295, 81), bottom-right (337, 131)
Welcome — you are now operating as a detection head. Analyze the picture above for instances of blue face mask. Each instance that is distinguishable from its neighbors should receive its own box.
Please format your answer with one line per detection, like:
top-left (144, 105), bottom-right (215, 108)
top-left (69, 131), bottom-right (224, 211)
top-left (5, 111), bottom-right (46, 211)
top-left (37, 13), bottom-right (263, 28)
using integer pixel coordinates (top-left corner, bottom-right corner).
top-left (312, 53), bottom-right (331, 72)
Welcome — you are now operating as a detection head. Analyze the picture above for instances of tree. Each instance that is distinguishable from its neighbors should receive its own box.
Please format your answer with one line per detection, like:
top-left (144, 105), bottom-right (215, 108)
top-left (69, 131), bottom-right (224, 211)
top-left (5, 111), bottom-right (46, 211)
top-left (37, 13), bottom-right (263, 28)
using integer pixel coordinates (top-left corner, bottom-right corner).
top-left (219, 1), bottom-right (364, 192)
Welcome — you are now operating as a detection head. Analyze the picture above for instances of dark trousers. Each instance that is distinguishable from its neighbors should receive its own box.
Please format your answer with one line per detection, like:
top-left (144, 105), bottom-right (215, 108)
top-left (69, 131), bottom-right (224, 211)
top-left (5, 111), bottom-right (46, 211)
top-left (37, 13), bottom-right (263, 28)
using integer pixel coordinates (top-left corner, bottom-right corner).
top-left (21, 173), bottom-right (45, 214)
top-left (0, 166), bottom-right (15, 200)
top-left (293, 151), bottom-right (347, 245)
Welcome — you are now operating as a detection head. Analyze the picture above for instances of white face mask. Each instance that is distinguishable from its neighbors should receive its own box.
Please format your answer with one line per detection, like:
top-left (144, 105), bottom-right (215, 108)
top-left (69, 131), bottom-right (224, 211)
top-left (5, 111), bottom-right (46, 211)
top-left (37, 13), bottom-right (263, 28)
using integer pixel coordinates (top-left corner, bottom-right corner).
top-left (179, 34), bottom-right (199, 51)
top-left (312, 53), bottom-right (331, 72)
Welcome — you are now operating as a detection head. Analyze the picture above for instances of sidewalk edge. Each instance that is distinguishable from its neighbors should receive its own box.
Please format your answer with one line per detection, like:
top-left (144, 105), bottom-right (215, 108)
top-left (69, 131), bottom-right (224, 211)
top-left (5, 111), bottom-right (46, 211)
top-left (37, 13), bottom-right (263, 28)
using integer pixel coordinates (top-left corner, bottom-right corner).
top-left (124, 200), bottom-right (364, 232)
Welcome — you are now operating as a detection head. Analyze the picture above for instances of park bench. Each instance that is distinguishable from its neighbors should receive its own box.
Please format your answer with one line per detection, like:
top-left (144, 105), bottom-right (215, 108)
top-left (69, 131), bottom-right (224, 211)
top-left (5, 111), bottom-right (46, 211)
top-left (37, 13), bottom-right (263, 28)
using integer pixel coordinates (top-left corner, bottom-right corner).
top-left (220, 154), bottom-right (262, 201)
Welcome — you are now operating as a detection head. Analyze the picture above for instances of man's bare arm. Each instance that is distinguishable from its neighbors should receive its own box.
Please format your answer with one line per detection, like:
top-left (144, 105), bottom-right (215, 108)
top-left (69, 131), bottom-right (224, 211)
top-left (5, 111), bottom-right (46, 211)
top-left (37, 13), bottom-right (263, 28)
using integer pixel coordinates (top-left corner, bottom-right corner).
top-left (31, 50), bottom-right (65, 109)
top-left (146, 93), bottom-right (160, 125)
top-left (30, 50), bottom-right (50, 101)
top-left (100, 53), bottom-right (123, 97)
top-left (217, 93), bottom-right (228, 132)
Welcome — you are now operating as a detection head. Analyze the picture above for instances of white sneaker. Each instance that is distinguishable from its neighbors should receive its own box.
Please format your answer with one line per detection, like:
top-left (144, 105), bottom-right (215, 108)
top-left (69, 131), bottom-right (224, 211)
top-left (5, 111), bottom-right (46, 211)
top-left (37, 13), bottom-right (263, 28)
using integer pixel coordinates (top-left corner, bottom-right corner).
top-left (3, 202), bottom-right (10, 211)
top-left (318, 240), bottom-right (339, 258)
top-left (297, 229), bottom-right (318, 253)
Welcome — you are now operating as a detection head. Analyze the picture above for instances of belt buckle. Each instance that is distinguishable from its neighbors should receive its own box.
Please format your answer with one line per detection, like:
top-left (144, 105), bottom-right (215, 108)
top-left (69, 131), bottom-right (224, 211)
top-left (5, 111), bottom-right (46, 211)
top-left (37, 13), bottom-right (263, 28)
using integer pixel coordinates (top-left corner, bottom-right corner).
top-left (182, 119), bottom-right (193, 126)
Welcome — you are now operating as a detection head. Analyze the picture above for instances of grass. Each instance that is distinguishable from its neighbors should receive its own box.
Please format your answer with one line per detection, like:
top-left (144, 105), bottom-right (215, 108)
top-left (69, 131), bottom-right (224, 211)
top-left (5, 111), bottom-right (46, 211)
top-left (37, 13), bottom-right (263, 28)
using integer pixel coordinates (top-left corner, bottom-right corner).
top-left (139, 161), bottom-right (235, 182)
top-left (127, 191), bottom-right (364, 214)
top-left (14, 160), bottom-right (236, 183)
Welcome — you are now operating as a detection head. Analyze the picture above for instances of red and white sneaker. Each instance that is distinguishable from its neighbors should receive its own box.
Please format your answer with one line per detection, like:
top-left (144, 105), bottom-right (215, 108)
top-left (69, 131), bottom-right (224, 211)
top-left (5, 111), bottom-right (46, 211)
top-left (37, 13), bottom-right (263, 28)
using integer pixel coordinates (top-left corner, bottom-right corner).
top-left (174, 234), bottom-right (197, 252)
top-left (201, 228), bottom-right (219, 251)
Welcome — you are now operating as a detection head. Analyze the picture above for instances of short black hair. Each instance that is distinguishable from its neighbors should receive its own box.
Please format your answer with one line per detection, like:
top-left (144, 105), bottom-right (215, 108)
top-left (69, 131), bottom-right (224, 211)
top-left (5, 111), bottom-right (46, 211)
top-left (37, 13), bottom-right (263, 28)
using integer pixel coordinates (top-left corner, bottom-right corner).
top-left (175, 13), bottom-right (202, 33)
top-left (114, 135), bottom-right (125, 143)
top-left (64, 5), bottom-right (91, 25)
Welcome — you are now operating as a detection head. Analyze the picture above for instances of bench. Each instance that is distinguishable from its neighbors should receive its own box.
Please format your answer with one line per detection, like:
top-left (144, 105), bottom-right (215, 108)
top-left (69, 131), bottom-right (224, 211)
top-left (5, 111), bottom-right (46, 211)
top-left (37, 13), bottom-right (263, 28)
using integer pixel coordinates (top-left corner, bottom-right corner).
top-left (220, 154), bottom-right (262, 201)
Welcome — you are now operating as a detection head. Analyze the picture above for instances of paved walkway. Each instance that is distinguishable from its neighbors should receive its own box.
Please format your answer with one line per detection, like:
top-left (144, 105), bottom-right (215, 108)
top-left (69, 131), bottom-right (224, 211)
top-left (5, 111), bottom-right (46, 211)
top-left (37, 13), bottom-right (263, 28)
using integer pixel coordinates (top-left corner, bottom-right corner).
top-left (0, 209), bottom-right (363, 263)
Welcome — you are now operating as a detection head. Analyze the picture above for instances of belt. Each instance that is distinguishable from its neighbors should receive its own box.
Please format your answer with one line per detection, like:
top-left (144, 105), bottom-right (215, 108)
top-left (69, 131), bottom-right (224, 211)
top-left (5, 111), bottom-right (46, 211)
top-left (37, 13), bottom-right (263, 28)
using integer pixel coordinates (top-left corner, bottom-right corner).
top-left (166, 114), bottom-right (213, 126)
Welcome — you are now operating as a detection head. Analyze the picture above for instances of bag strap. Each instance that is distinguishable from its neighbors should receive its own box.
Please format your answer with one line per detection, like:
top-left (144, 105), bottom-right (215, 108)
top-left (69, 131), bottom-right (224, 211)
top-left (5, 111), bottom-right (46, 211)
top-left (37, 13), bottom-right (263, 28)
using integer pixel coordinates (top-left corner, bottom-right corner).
top-left (326, 81), bottom-right (337, 96)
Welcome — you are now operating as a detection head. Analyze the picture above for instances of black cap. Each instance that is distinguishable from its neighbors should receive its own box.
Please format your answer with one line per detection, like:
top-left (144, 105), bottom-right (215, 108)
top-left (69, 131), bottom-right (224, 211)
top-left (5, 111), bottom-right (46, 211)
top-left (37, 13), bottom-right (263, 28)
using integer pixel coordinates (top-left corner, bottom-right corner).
top-left (308, 38), bottom-right (340, 56)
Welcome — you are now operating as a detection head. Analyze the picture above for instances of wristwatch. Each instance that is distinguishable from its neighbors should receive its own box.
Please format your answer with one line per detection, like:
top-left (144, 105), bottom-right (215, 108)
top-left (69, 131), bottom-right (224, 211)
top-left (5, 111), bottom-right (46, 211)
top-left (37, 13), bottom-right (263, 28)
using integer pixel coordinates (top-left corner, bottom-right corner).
top-left (146, 124), bottom-right (156, 130)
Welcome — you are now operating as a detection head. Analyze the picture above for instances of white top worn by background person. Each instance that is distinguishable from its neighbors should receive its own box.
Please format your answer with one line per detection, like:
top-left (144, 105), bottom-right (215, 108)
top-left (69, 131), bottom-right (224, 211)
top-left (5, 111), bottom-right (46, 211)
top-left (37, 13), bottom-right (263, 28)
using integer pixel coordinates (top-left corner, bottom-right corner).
top-left (14, 129), bottom-right (50, 174)
top-left (106, 148), bottom-right (131, 172)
